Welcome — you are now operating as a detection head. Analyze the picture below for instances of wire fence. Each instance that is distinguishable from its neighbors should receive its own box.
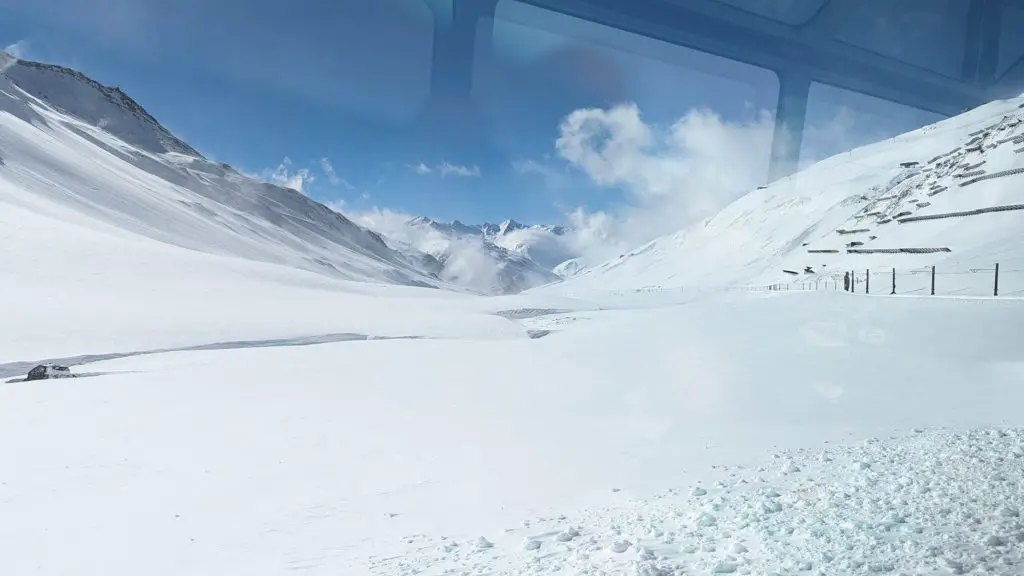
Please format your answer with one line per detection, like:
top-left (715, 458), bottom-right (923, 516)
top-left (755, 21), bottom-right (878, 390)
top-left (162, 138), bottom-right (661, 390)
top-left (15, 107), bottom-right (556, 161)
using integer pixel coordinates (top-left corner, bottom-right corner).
top-left (560, 264), bottom-right (1024, 301)
top-left (762, 263), bottom-right (1024, 297)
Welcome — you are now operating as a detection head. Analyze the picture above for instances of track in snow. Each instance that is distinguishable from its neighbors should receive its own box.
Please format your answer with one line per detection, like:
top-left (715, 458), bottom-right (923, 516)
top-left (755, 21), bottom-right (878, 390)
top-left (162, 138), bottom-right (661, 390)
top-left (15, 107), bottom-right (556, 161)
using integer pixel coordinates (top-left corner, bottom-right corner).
top-left (0, 332), bottom-right (424, 380)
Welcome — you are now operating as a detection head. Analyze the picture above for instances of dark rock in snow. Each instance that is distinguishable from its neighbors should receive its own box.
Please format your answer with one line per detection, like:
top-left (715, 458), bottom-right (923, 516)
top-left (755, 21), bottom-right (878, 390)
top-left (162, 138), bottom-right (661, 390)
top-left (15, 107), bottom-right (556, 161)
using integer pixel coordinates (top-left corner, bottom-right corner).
top-left (26, 364), bottom-right (77, 381)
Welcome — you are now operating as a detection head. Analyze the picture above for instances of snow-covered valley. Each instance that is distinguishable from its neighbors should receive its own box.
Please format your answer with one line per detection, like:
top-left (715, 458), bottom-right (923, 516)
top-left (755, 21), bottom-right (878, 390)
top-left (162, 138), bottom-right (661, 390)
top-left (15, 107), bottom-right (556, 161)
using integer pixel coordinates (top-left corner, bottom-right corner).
top-left (2, 49), bottom-right (1024, 576)
top-left (3, 292), bottom-right (1024, 575)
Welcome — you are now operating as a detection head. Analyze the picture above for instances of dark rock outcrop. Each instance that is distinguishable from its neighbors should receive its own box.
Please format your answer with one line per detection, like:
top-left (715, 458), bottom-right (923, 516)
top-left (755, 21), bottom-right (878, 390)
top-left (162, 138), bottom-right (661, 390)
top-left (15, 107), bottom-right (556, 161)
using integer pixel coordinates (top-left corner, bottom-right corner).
top-left (26, 364), bottom-right (76, 381)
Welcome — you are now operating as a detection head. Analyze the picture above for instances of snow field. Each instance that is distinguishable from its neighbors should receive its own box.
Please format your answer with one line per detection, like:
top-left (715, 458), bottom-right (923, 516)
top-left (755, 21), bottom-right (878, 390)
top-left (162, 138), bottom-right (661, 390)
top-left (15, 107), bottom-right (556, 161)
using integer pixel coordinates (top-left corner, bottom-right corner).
top-left (2, 291), bottom-right (1023, 575)
top-left (372, 427), bottom-right (1024, 575)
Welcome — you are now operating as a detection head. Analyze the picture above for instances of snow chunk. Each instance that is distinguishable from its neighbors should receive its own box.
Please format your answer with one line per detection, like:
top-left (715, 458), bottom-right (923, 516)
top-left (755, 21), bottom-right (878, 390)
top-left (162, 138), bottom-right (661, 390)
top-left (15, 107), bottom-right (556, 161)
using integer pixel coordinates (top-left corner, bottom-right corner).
top-left (984, 534), bottom-right (1006, 547)
top-left (695, 512), bottom-right (718, 527)
top-left (554, 527), bottom-right (579, 542)
top-left (780, 460), bottom-right (801, 475)
top-left (729, 542), bottom-right (748, 554)
top-left (609, 540), bottom-right (631, 553)
top-left (999, 507), bottom-right (1019, 518)
top-left (711, 561), bottom-right (738, 573)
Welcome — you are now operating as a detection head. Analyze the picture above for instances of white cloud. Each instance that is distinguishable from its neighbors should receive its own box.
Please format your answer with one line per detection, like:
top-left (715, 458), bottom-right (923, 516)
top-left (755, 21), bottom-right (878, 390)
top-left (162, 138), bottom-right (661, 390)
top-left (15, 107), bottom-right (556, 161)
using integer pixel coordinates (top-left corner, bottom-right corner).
top-left (409, 162), bottom-right (481, 177)
top-left (438, 162), bottom-right (481, 177)
top-left (322, 157), bottom-right (373, 204)
top-left (264, 157), bottom-right (315, 193)
top-left (346, 207), bottom-right (410, 234)
top-left (512, 158), bottom-right (577, 190)
top-left (318, 157), bottom-right (357, 190)
top-left (551, 103), bottom-right (777, 264)
top-left (3, 40), bottom-right (28, 59)
top-left (319, 157), bottom-right (339, 185)
top-left (2, 40), bottom-right (28, 73)
top-left (410, 162), bottom-right (433, 175)
top-left (512, 159), bottom-right (546, 175)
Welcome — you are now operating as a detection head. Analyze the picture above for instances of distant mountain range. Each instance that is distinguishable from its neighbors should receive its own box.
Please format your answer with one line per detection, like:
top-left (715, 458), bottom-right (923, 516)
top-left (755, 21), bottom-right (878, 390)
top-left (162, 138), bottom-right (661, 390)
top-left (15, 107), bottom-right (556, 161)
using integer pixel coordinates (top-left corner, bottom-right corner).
top-left (396, 216), bottom-right (581, 294)
top-left (403, 214), bottom-right (589, 289)
top-left (406, 217), bottom-right (577, 268)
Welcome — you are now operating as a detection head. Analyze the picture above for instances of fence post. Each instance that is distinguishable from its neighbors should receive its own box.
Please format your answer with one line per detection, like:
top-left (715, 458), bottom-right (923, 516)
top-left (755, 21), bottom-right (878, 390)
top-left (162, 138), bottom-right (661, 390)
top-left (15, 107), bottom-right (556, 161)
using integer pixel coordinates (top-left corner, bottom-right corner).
top-left (891, 268), bottom-right (896, 295)
top-left (930, 266), bottom-right (936, 296)
top-left (865, 269), bottom-right (870, 294)
top-left (994, 263), bottom-right (1000, 296)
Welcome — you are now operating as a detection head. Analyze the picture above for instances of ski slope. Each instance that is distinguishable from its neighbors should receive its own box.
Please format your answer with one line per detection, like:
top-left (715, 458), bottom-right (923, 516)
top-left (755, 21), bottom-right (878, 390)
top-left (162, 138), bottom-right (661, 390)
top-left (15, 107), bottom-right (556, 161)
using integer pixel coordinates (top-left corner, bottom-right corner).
top-left (553, 96), bottom-right (1024, 297)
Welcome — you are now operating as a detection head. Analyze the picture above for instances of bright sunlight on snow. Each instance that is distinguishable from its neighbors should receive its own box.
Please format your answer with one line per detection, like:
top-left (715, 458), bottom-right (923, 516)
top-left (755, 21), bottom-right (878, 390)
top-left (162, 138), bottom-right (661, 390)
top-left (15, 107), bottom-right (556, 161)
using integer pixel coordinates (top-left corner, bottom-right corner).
top-left (2, 28), bottom-right (1024, 576)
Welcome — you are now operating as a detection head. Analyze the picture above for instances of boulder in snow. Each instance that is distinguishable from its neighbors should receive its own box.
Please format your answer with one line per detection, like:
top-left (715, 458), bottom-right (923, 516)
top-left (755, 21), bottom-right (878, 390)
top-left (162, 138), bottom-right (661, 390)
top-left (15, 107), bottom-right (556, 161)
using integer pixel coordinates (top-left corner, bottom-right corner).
top-left (26, 364), bottom-right (76, 381)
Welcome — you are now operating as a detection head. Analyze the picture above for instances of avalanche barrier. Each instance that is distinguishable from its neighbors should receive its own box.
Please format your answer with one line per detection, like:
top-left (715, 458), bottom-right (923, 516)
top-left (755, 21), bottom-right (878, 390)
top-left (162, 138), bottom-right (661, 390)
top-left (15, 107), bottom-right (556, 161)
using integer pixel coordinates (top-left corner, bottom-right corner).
top-left (959, 167), bottom-right (1024, 187)
top-left (846, 247), bottom-right (952, 254)
top-left (897, 203), bottom-right (1024, 223)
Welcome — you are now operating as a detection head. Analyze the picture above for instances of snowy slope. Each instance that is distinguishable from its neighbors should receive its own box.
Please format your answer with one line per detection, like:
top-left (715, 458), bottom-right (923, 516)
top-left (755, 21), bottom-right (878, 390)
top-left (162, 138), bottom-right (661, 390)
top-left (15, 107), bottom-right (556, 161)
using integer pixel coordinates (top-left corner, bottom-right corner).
top-left (0, 52), bottom-right (447, 289)
top-left (0, 195), bottom-right (525, 364)
top-left (2, 290), bottom-right (1023, 576)
top-left (553, 96), bottom-right (1024, 295)
top-left (0, 53), bottom-right (541, 363)
top-left (3, 56), bottom-right (201, 157)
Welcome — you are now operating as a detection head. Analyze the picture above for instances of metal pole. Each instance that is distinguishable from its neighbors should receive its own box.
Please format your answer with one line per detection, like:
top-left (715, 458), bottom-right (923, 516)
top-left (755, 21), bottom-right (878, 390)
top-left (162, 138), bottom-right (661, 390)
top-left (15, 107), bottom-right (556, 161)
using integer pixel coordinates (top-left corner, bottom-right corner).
top-left (994, 263), bottom-right (1000, 296)
top-left (931, 266), bottom-right (936, 296)
top-left (866, 269), bottom-right (870, 294)
top-left (891, 268), bottom-right (896, 295)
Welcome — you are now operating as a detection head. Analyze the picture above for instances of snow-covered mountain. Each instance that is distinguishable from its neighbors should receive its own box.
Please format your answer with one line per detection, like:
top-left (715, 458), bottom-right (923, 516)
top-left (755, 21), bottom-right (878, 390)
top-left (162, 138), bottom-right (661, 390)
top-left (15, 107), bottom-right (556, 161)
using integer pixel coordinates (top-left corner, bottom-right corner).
top-left (397, 216), bottom-right (562, 294)
top-left (405, 215), bottom-right (578, 275)
top-left (551, 95), bottom-right (1024, 296)
top-left (552, 257), bottom-right (586, 278)
top-left (7, 51), bottom-right (1024, 576)
top-left (0, 51), bottom-right (451, 289)
top-left (3, 56), bottom-right (202, 158)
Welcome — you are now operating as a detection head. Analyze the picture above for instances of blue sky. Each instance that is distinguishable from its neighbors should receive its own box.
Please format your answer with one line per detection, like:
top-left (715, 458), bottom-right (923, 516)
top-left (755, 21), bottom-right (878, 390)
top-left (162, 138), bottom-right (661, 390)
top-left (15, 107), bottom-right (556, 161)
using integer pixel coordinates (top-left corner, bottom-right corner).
top-left (0, 0), bottom-right (944, 227)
